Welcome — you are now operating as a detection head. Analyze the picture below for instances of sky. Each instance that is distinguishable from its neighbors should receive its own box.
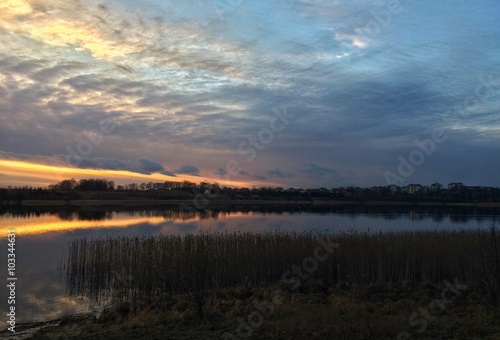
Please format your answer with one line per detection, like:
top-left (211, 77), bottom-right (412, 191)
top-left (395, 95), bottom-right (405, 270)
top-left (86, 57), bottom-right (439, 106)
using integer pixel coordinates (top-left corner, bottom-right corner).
top-left (1, 0), bottom-right (500, 189)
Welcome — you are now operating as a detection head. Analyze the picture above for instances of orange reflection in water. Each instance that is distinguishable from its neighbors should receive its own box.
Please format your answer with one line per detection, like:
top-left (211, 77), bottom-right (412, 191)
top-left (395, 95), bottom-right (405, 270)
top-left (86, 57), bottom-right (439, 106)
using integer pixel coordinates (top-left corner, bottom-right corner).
top-left (0, 211), bottom-right (269, 236)
top-left (0, 214), bottom-right (167, 236)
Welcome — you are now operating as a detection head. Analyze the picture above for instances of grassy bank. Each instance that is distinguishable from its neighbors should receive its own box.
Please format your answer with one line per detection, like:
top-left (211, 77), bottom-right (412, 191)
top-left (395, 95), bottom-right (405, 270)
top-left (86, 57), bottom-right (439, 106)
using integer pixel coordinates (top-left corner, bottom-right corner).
top-left (31, 281), bottom-right (500, 339)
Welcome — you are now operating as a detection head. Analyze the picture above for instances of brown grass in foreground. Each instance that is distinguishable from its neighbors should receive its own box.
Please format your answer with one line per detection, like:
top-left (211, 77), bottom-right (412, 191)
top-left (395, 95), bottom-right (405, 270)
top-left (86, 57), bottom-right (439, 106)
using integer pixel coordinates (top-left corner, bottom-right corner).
top-left (33, 282), bottom-right (500, 339)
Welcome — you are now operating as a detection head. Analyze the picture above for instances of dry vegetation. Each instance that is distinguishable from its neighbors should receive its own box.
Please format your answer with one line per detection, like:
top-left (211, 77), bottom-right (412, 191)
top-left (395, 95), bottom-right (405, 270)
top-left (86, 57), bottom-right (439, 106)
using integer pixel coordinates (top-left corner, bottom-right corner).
top-left (33, 281), bottom-right (500, 339)
top-left (44, 226), bottom-right (500, 339)
top-left (66, 228), bottom-right (499, 303)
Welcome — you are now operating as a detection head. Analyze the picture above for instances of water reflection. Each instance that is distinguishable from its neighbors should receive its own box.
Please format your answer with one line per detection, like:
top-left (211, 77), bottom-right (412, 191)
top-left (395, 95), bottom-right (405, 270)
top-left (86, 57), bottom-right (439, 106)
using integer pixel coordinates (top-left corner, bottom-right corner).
top-left (1, 205), bottom-right (499, 236)
top-left (2, 204), bottom-right (500, 223)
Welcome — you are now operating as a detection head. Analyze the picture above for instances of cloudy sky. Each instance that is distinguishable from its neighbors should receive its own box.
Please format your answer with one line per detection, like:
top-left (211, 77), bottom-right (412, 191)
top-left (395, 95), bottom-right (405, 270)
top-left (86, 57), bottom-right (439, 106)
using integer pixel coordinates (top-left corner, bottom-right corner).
top-left (1, 0), bottom-right (500, 188)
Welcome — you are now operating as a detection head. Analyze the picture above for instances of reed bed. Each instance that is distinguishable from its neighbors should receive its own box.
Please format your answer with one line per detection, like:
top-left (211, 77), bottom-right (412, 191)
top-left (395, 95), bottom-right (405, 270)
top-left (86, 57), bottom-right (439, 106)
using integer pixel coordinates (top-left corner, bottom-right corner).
top-left (65, 228), bottom-right (498, 304)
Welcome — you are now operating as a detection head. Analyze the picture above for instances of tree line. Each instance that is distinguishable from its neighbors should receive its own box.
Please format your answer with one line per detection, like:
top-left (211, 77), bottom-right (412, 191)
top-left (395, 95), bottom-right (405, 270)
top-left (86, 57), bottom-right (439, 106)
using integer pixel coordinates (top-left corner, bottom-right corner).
top-left (48, 178), bottom-right (116, 191)
top-left (1, 178), bottom-right (500, 203)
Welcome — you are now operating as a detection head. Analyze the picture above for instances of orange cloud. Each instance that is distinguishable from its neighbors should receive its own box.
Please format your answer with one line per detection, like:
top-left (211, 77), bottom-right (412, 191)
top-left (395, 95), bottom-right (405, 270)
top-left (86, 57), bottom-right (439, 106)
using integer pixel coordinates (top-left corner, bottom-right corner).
top-left (0, 0), bottom-right (135, 61)
top-left (0, 0), bottom-right (33, 17)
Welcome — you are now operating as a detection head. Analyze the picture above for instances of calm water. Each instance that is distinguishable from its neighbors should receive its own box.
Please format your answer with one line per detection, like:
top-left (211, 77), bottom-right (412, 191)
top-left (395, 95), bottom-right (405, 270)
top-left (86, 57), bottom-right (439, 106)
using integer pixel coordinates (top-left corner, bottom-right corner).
top-left (0, 204), bottom-right (499, 328)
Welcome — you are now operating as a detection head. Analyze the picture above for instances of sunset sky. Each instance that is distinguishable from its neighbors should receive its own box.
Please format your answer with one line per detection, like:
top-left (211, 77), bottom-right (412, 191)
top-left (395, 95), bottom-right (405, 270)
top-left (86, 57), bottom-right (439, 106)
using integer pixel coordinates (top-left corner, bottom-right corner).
top-left (1, 0), bottom-right (500, 188)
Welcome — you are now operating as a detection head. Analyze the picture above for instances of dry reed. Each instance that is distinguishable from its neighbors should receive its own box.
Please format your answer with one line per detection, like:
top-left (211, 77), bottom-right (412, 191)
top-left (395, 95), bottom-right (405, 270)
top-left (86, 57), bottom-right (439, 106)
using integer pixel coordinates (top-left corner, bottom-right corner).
top-left (65, 229), bottom-right (495, 304)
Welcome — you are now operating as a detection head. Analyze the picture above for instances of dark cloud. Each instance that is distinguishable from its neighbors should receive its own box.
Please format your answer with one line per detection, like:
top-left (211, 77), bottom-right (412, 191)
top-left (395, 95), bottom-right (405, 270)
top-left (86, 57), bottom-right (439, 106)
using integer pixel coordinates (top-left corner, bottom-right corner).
top-left (160, 170), bottom-right (177, 177)
top-left (267, 168), bottom-right (294, 179)
top-left (176, 165), bottom-right (200, 176)
top-left (136, 158), bottom-right (176, 176)
top-left (58, 156), bottom-right (176, 177)
top-left (137, 158), bottom-right (165, 174)
top-left (252, 175), bottom-right (267, 181)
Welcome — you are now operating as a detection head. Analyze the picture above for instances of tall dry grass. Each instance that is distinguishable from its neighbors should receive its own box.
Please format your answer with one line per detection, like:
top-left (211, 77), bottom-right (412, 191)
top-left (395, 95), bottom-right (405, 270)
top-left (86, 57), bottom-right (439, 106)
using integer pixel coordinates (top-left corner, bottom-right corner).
top-left (65, 228), bottom-right (498, 305)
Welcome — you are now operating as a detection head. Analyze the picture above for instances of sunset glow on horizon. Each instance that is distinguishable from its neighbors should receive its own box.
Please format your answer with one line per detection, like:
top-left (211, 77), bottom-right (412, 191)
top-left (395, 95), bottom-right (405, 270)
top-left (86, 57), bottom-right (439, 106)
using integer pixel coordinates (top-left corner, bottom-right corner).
top-left (0, 159), bottom-right (257, 188)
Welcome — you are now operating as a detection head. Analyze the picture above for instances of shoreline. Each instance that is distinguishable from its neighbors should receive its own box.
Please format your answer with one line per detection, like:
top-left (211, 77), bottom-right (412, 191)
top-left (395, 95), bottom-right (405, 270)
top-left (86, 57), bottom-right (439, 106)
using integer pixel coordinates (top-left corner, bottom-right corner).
top-left (9, 199), bottom-right (500, 208)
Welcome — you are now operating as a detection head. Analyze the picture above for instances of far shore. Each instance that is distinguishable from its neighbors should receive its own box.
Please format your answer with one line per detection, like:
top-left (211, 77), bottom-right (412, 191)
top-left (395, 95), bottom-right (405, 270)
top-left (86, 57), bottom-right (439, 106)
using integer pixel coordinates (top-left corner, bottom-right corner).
top-left (8, 199), bottom-right (500, 208)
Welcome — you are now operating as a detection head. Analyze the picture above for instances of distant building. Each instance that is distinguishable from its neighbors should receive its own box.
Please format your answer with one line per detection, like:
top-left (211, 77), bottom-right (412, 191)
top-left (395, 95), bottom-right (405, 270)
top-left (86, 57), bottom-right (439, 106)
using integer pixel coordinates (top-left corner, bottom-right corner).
top-left (448, 182), bottom-right (464, 190)
top-left (407, 184), bottom-right (422, 194)
top-left (431, 183), bottom-right (443, 192)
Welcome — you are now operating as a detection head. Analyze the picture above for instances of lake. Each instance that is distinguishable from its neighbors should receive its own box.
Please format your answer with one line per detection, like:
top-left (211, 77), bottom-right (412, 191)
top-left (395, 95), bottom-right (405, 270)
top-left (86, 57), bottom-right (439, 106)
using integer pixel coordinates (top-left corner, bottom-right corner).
top-left (1, 204), bottom-right (499, 329)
